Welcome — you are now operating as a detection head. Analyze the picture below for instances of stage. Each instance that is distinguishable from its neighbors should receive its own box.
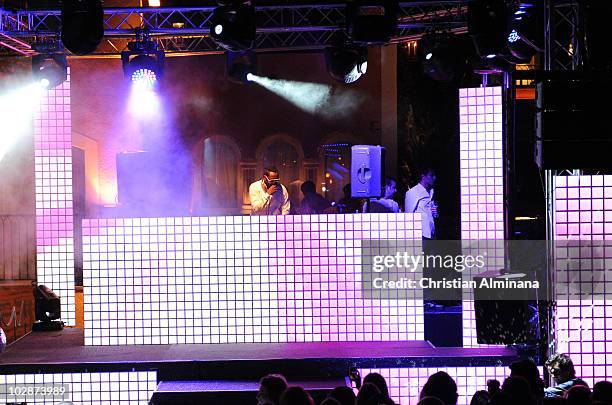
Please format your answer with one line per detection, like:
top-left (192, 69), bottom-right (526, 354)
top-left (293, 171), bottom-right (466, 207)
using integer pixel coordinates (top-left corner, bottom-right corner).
top-left (0, 328), bottom-right (530, 403)
top-left (0, 329), bottom-right (522, 374)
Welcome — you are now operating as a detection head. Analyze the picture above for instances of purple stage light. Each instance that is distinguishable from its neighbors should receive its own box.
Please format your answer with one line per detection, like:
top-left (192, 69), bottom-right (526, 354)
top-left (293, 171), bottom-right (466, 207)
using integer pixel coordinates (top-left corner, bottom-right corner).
top-left (131, 68), bottom-right (157, 89)
top-left (128, 78), bottom-right (160, 119)
top-left (507, 29), bottom-right (520, 43)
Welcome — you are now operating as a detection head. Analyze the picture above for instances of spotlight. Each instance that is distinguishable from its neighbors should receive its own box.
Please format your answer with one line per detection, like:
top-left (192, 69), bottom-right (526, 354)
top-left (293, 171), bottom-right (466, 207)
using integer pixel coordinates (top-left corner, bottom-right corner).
top-left (32, 53), bottom-right (67, 89)
top-left (473, 54), bottom-right (513, 74)
top-left (226, 50), bottom-right (257, 83)
top-left (506, 2), bottom-right (541, 62)
top-left (61, 0), bottom-right (104, 55)
top-left (121, 31), bottom-right (164, 88)
top-left (325, 45), bottom-right (368, 84)
top-left (417, 32), bottom-right (470, 83)
top-left (347, 1), bottom-right (398, 45)
top-left (210, 2), bottom-right (256, 52)
top-left (468, 0), bottom-right (508, 59)
top-left (32, 285), bottom-right (64, 332)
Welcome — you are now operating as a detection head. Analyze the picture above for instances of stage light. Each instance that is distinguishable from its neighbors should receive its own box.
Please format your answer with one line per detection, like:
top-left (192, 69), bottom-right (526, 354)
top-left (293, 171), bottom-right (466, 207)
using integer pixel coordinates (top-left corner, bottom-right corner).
top-left (210, 2), bottom-right (256, 52)
top-left (347, 1), bottom-right (398, 45)
top-left (226, 50), bottom-right (257, 83)
top-left (61, 0), bottom-right (104, 55)
top-left (473, 54), bottom-right (513, 74)
top-left (121, 32), bottom-right (164, 89)
top-left (32, 285), bottom-right (64, 332)
top-left (32, 53), bottom-right (68, 89)
top-left (248, 74), bottom-right (363, 119)
top-left (127, 55), bottom-right (160, 88)
top-left (128, 75), bottom-right (161, 119)
top-left (468, 0), bottom-right (508, 59)
top-left (248, 74), bottom-right (332, 114)
top-left (417, 32), bottom-right (470, 83)
top-left (325, 45), bottom-right (368, 84)
top-left (506, 2), bottom-right (541, 62)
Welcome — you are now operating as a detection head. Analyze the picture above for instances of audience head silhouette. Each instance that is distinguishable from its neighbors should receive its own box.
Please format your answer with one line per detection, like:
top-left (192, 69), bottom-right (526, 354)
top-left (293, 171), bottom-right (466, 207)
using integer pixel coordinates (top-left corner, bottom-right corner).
top-left (592, 380), bottom-right (612, 403)
top-left (418, 397), bottom-right (446, 405)
top-left (320, 398), bottom-right (341, 405)
top-left (502, 376), bottom-right (535, 405)
top-left (357, 382), bottom-right (382, 405)
top-left (258, 374), bottom-right (288, 405)
top-left (564, 384), bottom-right (591, 405)
top-left (363, 373), bottom-right (391, 400)
top-left (470, 390), bottom-right (491, 405)
top-left (509, 358), bottom-right (545, 398)
top-left (328, 386), bottom-right (357, 405)
top-left (419, 371), bottom-right (458, 405)
top-left (279, 386), bottom-right (314, 405)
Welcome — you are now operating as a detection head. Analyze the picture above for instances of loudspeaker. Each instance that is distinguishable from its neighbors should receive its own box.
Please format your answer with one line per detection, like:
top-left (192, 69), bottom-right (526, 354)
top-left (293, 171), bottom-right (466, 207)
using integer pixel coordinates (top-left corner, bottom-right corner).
top-left (535, 73), bottom-right (612, 170)
top-left (61, 0), bottom-right (104, 55)
top-left (346, 1), bottom-right (398, 45)
top-left (351, 145), bottom-right (386, 198)
top-left (474, 271), bottom-right (540, 344)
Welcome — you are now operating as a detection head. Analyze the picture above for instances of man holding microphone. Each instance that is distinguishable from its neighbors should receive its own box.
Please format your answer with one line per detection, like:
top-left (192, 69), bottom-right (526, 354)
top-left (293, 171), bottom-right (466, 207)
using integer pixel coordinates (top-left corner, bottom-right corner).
top-left (249, 166), bottom-right (291, 215)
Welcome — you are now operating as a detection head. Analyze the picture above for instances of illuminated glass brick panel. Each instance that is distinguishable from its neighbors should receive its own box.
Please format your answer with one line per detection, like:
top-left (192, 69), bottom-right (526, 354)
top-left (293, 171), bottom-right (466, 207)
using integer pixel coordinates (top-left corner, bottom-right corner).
top-left (82, 213), bottom-right (424, 345)
top-left (0, 371), bottom-right (157, 404)
top-left (359, 366), bottom-right (509, 405)
top-left (34, 68), bottom-right (76, 326)
top-left (459, 87), bottom-right (505, 347)
top-left (554, 175), bottom-right (612, 386)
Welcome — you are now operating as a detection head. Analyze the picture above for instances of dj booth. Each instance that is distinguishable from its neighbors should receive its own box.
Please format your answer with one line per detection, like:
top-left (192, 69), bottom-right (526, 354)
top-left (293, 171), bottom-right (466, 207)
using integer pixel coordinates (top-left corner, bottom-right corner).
top-left (82, 213), bottom-right (424, 345)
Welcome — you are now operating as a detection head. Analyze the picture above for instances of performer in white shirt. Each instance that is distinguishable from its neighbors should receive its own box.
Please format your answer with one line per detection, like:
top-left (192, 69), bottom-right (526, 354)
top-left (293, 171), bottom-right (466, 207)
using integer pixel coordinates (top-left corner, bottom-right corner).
top-left (249, 166), bottom-right (290, 215)
top-left (404, 166), bottom-right (438, 239)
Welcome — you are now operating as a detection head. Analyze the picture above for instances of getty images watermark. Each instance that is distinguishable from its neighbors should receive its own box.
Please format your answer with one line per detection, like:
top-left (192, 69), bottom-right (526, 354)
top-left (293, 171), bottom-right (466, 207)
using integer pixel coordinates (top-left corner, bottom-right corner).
top-left (360, 239), bottom-right (612, 301)
top-left (370, 249), bottom-right (539, 290)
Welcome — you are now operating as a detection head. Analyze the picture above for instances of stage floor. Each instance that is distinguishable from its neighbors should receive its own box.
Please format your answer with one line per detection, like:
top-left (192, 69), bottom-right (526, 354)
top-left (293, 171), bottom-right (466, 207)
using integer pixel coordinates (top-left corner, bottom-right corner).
top-left (0, 329), bottom-right (519, 369)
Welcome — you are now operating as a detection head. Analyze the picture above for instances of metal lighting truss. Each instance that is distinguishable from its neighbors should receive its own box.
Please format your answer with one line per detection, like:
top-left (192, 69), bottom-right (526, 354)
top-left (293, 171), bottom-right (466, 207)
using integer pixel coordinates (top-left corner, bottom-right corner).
top-left (543, 0), bottom-right (583, 71)
top-left (0, 1), bottom-right (467, 56)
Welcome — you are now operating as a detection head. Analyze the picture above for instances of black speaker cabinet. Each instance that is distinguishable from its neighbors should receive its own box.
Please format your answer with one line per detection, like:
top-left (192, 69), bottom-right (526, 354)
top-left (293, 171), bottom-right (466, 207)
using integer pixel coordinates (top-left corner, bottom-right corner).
top-left (474, 271), bottom-right (540, 345)
top-left (535, 73), bottom-right (612, 170)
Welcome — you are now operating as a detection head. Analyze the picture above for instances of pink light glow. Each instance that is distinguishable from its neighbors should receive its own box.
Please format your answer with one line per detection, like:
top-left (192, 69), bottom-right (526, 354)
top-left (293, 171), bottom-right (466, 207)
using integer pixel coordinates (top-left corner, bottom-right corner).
top-left (459, 86), bottom-right (505, 348)
top-left (33, 69), bottom-right (76, 326)
top-left (360, 366), bottom-right (512, 405)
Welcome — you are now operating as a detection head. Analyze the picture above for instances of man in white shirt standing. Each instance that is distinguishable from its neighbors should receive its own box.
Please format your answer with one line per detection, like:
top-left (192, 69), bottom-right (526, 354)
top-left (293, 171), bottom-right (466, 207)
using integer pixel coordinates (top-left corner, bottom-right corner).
top-left (405, 166), bottom-right (438, 239)
top-left (249, 166), bottom-right (290, 215)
